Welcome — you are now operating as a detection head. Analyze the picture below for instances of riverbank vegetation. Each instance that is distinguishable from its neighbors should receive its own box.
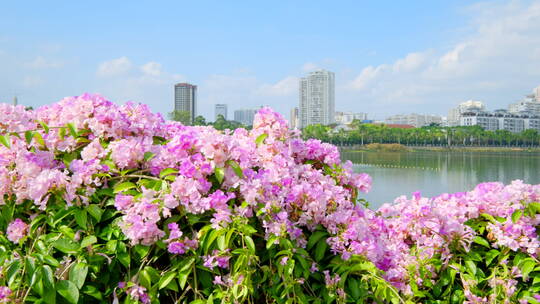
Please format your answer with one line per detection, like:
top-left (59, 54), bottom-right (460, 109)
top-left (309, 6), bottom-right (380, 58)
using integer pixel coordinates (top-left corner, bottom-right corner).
top-left (1, 95), bottom-right (540, 303)
top-left (303, 122), bottom-right (540, 148)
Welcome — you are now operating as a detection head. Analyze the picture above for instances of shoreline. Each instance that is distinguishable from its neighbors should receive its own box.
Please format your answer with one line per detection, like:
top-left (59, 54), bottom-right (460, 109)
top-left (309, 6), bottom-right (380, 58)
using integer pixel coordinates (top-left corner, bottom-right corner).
top-left (339, 144), bottom-right (540, 153)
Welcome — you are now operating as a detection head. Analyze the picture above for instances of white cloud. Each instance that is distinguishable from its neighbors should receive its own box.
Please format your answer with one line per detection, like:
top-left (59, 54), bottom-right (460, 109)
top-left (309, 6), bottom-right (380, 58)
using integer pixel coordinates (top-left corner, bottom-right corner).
top-left (24, 56), bottom-right (63, 69)
top-left (345, 1), bottom-right (540, 116)
top-left (91, 57), bottom-right (187, 116)
top-left (256, 76), bottom-right (298, 96)
top-left (141, 62), bottom-right (162, 77)
top-left (96, 56), bottom-right (132, 77)
top-left (302, 62), bottom-right (319, 72)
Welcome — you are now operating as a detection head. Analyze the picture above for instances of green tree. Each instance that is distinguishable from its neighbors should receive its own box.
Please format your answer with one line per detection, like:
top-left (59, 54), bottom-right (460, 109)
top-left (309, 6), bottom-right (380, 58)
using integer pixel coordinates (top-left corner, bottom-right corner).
top-left (193, 115), bottom-right (207, 126)
top-left (168, 110), bottom-right (192, 125)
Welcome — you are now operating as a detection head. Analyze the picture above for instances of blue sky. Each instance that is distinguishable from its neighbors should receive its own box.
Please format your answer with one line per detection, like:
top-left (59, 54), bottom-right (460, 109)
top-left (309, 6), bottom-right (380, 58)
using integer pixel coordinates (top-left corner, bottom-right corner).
top-left (1, 0), bottom-right (539, 120)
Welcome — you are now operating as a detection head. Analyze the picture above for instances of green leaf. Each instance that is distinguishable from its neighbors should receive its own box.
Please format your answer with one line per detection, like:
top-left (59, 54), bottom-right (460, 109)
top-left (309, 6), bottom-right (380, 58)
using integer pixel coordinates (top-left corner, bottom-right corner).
top-left (74, 209), bottom-right (87, 229)
top-left (144, 151), bottom-right (155, 161)
top-left (159, 168), bottom-right (178, 178)
top-left (25, 130), bottom-right (34, 144)
top-left (39, 121), bottom-right (50, 133)
top-left (41, 265), bottom-right (55, 288)
top-left (511, 210), bottom-right (523, 223)
top-left (529, 202), bottom-right (540, 214)
top-left (245, 235), bottom-right (256, 253)
top-left (485, 249), bottom-right (500, 266)
top-left (0, 134), bottom-right (10, 148)
top-left (59, 127), bottom-right (66, 140)
top-left (53, 238), bottom-right (80, 254)
top-left (314, 239), bottom-right (328, 262)
top-left (226, 160), bottom-right (244, 178)
top-left (473, 236), bottom-right (490, 248)
top-left (33, 132), bottom-right (46, 147)
top-left (7, 260), bottom-right (21, 288)
top-left (465, 260), bottom-right (477, 276)
top-left (255, 133), bottom-right (268, 145)
top-left (82, 285), bottom-right (103, 300)
top-left (178, 272), bottom-right (189, 290)
top-left (113, 181), bottom-right (136, 193)
top-left (215, 167), bottom-right (225, 184)
top-left (86, 204), bottom-right (103, 222)
top-left (520, 258), bottom-right (536, 280)
top-left (69, 263), bottom-right (88, 289)
top-left (266, 235), bottom-right (279, 249)
top-left (66, 123), bottom-right (78, 138)
top-left (80, 235), bottom-right (97, 248)
top-left (480, 213), bottom-right (496, 223)
top-left (307, 231), bottom-right (327, 250)
top-left (57, 280), bottom-right (79, 304)
top-left (139, 269), bottom-right (152, 289)
top-left (159, 272), bottom-right (177, 290)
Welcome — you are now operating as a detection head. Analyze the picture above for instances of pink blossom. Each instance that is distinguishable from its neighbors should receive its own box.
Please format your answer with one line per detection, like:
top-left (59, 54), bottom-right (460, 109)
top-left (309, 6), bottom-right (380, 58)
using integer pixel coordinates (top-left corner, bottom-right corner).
top-left (6, 218), bottom-right (28, 243)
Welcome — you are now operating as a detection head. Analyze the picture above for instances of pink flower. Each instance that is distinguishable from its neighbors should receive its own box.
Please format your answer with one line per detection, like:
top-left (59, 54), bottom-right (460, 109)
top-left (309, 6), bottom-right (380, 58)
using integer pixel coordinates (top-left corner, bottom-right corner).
top-left (6, 218), bottom-right (28, 243)
top-left (127, 285), bottom-right (150, 304)
top-left (0, 286), bottom-right (11, 303)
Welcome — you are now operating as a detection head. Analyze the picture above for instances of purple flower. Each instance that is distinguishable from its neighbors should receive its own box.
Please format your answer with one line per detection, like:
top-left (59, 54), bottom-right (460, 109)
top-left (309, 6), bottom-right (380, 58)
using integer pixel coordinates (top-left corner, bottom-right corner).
top-left (0, 286), bottom-right (12, 303)
top-left (6, 218), bottom-right (28, 243)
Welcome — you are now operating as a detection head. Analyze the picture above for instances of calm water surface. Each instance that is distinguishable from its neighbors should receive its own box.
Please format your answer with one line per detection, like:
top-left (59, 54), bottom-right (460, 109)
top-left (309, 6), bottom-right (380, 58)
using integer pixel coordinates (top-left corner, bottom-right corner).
top-left (341, 151), bottom-right (540, 209)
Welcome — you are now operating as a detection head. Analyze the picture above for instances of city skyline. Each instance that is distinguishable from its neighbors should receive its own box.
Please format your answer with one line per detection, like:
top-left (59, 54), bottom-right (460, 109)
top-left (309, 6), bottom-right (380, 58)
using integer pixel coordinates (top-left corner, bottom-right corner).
top-left (1, 1), bottom-right (540, 121)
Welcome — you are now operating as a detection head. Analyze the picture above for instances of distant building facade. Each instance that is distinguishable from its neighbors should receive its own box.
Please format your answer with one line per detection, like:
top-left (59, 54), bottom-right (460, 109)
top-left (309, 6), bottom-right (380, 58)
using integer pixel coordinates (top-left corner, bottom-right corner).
top-left (234, 108), bottom-right (258, 126)
top-left (508, 95), bottom-right (540, 116)
top-left (334, 111), bottom-right (368, 124)
top-left (534, 85), bottom-right (540, 102)
top-left (174, 83), bottom-right (197, 124)
top-left (460, 109), bottom-right (540, 133)
top-left (290, 107), bottom-right (299, 129)
top-left (448, 100), bottom-right (485, 126)
top-left (299, 70), bottom-right (335, 128)
top-left (215, 104), bottom-right (228, 120)
top-left (385, 113), bottom-right (443, 128)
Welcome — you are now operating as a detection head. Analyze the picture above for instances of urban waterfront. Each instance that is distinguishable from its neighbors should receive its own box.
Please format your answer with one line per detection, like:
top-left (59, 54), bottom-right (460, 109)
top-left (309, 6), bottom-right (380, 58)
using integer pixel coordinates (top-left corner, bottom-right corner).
top-left (342, 150), bottom-right (540, 209)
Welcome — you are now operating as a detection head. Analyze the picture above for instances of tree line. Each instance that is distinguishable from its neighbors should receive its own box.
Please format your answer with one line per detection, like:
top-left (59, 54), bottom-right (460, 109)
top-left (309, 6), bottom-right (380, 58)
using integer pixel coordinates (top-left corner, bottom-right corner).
top-left (302, 121), bottom-right (540, 147)
top-left (169, 110), bottom-right (249, 130)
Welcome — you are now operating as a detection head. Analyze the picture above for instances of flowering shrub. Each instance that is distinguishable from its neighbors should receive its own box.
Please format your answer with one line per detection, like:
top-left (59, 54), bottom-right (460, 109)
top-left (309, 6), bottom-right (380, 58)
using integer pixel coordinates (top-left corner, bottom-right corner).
top-left (0, 94), bottom-right (539, 303)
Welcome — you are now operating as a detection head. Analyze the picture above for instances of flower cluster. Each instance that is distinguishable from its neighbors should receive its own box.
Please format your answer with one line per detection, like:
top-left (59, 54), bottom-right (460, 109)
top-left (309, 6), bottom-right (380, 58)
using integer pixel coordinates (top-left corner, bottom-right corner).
top-left (1, 93), bottom-right (539, 303)
top-left (6, 218), bottom-right (28, 243)
top-left (0, 286), bottom-right (11, 303)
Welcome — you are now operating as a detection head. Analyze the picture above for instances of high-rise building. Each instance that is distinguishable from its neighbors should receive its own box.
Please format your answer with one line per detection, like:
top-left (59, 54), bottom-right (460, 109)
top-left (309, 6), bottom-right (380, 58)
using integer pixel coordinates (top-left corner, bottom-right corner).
top-left (215, 104), bottom-right (228, 120)
top-left (234, 108), bottom-right (258, 126)
top-left (290, 107), bottom-right (299, 129)
top-left (299, 70), bottom-right (335, 128)
top-left (447, 100), bottom-right (485, 126)
top-left (174, 83), bottom-right (197, 124)
top-left (534, 85), bottom-right (540, 102)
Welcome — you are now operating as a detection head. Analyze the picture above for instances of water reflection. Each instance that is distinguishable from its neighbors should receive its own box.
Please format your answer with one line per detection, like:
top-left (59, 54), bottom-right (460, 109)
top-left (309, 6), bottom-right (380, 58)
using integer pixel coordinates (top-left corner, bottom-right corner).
top-left (341, 151), bottom-right (540, 209)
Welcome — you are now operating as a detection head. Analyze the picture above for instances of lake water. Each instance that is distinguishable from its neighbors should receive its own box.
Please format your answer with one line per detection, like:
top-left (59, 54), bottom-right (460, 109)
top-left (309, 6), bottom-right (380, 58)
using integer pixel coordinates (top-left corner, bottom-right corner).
top-left (341, 151), bottom-right (540, 209)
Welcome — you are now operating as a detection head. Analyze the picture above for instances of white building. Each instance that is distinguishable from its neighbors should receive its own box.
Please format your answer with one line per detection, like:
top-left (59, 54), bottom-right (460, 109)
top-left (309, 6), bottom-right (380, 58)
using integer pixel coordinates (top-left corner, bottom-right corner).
top-left (459, 111), bottom-right (499, 131)
top-left (508, 95), bottom-right (540, 116)
top-left (290, 107), bottom-right (299, 129)
top-left (299, 70), bottom-right (335, 128)
top-left (459, 110), bottom-right (540, 133)
top-left (448, 100), bottom-right (485, 126)
top-left (385, 113), bottom-right (443, 128)
top-left (334, 111), bottom-right (368, 124)
top-left (215, 104), bottom-right (228, 120)
top-left (233, 108), bottom-right (258, 126)
top-left (534, 85), bottom-right (540, 102)
top-left (174, 83), bottom-right (197, 124)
